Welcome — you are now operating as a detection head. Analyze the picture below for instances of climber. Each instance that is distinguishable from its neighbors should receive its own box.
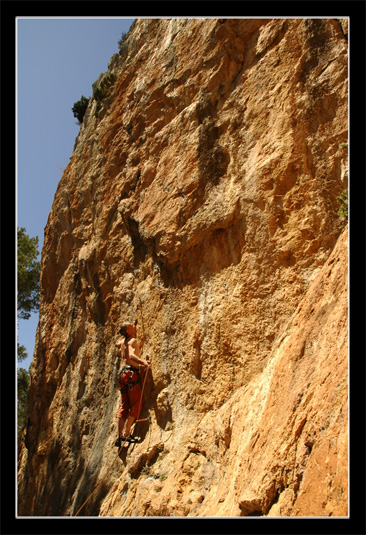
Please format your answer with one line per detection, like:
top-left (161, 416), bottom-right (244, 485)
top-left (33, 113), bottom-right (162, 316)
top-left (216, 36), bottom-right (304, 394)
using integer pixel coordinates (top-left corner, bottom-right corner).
top-left (114, 321), bottom-right (151, 447)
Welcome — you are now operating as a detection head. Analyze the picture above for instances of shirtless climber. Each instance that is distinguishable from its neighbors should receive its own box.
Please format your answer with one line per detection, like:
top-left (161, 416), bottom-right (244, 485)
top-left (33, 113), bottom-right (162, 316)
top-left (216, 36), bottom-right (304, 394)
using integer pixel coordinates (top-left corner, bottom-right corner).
top-left (114, 321), bottom-right (151, 447)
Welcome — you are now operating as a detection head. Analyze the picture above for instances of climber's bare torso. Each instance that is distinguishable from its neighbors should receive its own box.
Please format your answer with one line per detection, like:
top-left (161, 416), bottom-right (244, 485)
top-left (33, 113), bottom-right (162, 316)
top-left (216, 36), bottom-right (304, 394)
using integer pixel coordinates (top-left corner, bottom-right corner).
top-left (116, 336), bottom-right (141, 367)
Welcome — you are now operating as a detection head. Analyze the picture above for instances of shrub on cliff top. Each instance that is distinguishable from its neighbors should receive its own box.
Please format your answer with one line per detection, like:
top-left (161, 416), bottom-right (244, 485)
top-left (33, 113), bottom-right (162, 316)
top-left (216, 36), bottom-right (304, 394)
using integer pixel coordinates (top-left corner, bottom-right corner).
top-left (72, 95), bottom-right (90, 125)
top-left (93, 73), bottom-right (117, 101)
top-left (93, 73), bottom-right (117, 117)
top-left (118, 32), bottom-right (128, 51)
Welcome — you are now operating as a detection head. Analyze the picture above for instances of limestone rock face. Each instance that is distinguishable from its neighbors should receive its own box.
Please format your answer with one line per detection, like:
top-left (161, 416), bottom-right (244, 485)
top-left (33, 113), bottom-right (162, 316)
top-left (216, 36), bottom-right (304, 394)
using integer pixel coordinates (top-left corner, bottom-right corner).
top-left (17, 18), bottom-right (348, 517)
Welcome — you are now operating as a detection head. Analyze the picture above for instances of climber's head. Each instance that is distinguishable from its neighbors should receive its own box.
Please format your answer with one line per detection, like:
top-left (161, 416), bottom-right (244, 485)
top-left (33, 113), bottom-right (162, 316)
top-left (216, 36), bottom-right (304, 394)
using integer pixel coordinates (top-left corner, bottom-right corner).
top-left (119, 322), bottom-right (136, 338)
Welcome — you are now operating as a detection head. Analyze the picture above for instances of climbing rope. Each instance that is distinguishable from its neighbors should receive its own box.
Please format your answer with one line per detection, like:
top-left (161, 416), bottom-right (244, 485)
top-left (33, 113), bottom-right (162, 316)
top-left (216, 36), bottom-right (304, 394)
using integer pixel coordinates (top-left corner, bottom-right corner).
top-left (74, 364), bottom-right (151, 517)
top-left (134, 364), bottom-right (151, 424)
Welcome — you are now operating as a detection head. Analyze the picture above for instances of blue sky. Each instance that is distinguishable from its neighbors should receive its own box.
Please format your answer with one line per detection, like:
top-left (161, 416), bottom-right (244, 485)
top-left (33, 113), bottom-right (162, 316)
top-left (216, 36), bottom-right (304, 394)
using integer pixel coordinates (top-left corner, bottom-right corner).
top-left (17, 17), bottom-right (134, 370)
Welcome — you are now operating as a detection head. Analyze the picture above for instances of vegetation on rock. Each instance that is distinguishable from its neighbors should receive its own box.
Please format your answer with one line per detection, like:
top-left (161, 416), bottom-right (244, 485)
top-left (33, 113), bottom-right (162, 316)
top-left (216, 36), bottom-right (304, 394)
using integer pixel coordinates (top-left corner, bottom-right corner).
top-left (72, 95), bottom-right (90, 124)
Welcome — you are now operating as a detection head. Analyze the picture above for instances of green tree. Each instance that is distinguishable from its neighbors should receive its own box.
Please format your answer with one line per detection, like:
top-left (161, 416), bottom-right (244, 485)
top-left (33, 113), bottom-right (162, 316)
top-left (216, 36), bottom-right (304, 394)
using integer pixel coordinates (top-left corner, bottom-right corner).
top-left (17, 343), bottom-right (28, 362)
top-left (17, 226), bottom-right (40, 445)
top-left (17, 227), bottom-right (40, 320)
top-left (17, 367), bottom-right (30, 445)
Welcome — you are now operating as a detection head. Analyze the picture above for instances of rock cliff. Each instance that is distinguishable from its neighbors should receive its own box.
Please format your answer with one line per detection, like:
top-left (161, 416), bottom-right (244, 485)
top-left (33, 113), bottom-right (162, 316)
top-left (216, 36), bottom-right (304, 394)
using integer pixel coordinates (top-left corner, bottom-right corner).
top-left (17, 18), bottom-right (348, 517)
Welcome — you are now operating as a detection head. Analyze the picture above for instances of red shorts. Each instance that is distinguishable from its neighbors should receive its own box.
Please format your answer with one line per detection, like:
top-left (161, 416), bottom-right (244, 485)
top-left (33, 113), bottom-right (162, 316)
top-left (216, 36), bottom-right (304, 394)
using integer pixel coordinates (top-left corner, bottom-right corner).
top-left (117, 369), bottom-right (142, 420)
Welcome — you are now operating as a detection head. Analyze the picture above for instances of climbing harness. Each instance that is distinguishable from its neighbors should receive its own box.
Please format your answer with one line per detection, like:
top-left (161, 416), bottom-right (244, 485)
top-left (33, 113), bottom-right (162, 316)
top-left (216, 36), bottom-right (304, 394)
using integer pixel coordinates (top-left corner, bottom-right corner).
top-left (119, 365), bottom-right (140, 393)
